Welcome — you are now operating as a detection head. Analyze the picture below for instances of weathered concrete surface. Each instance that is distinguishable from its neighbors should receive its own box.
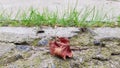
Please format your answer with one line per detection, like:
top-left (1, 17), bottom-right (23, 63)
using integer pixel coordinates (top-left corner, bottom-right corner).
top-left (0, 0), bottom-right (120, 21)
top-left (0, 27), bottom-right (37, 43)
top-left (0, 27), bottom-right (120, 68)
top-left (42, 27), bottom-right (79, 37)
top-left (0, 27), bottom-right (79, 43)
top-left (93, 27), bottom-right (120, 40)
top-left (0, 43), bottom-right (15, 57)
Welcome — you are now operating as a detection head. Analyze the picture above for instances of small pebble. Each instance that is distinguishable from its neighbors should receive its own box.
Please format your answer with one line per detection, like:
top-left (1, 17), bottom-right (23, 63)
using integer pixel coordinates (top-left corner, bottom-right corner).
top-left (93, 40), bottom-right (105, 47)
top-left (94, 40), bottom-right (101, 45)
top-left (15, 54), bottom-right (24, 60)
top-left (51, 63), bottom-right (56, 68)
top-left (16, 45), bottom-right (32, 51)
top-left (38, 37), bottom-right (50, 46)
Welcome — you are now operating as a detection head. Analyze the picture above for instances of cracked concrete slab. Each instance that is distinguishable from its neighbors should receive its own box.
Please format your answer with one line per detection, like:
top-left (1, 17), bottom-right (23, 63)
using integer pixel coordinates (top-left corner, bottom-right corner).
top-left (0, 27), bottom-right (120, 68)
top-left (0, 27), bottom-right (80, 43)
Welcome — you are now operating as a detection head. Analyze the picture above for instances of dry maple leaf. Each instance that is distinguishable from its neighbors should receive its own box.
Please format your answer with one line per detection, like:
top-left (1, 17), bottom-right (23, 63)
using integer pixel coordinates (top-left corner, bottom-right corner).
top-left (49, 37), bottom-right (73, 60)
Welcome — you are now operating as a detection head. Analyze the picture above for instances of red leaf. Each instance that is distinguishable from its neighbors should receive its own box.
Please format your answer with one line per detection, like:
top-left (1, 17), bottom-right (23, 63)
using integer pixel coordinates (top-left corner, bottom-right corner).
top-left (49, 37), bottom-right (73, 60)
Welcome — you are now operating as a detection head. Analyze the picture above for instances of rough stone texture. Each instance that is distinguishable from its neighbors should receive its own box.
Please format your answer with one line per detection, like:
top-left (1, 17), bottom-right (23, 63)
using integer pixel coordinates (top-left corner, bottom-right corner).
top-left (16, 45), bottom-right (32, 52)
top-left (0, 27), bottom-right (38, 43)
top-left (0, 27), bottom-right (120, 68)
top-left (0, 43), bottom-right (15, 57)
top-left (42, 27), bottom-right (80, 37)
top-left (0, 27), bottom-right (80, 44)
top-left (93, 27), bottom-right (120, 40)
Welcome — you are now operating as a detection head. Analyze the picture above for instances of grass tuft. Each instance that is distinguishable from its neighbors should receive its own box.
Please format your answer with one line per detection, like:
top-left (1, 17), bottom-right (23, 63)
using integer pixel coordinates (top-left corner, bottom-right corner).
top-left (0, 7), bottom-right (118, 27)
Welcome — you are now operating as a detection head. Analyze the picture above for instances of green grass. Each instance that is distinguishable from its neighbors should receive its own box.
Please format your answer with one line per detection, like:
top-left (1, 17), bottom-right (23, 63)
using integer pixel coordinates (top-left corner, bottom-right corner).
top-left (0, 7), bottom-right (119, 27)
top-left (117, 16), bottom-right (120, 26)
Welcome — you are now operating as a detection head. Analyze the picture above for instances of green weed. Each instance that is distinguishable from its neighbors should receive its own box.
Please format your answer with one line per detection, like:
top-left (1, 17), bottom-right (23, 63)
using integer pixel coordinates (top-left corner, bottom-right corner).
top-left (0, 7), bottom-right (118, 27)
